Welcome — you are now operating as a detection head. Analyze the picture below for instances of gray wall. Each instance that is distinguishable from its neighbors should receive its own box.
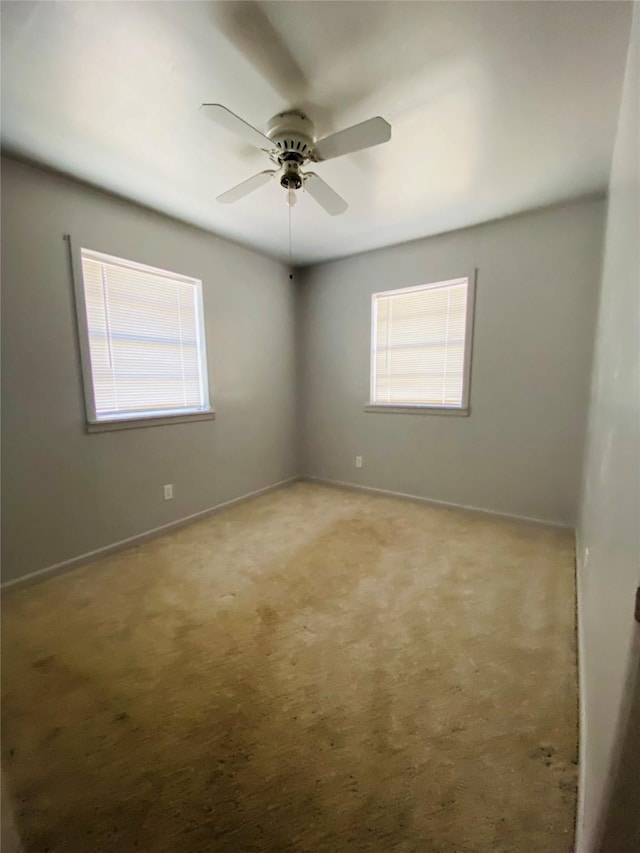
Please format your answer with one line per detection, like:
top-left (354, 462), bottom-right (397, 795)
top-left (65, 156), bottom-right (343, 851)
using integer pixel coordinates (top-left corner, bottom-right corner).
top-left (298, 198), bottom-right (604, 526)
top-left (1, 157), bottom-right (298, 585)
top-left (576, 8), bottom-right (639, 851)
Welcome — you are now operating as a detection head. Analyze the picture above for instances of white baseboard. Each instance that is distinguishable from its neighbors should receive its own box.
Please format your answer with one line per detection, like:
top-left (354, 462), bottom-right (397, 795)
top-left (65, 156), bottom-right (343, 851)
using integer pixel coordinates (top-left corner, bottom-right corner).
top-left (1, 476), bottom-right (300, 593)
top-left (302, 474), bottom-right (573, 529)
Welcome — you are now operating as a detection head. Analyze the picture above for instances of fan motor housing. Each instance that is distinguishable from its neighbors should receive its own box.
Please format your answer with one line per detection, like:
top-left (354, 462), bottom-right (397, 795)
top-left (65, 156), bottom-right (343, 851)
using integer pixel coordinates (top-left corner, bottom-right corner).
top-left (265, 111), bottom-right (315, 163)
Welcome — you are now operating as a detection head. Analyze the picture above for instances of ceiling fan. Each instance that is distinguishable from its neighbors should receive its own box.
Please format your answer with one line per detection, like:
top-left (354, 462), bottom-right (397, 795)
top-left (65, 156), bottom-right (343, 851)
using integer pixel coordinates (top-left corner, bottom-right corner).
top-left (202, 104), bottom-right (392, 215)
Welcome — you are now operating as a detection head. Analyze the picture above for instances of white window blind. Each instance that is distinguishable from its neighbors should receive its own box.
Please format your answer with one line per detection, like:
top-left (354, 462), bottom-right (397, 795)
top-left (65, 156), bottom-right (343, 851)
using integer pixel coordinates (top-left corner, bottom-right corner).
top-left (371, 277), bottom-right (471, 408)
top-left (79, 248), bottom-right (211, 423)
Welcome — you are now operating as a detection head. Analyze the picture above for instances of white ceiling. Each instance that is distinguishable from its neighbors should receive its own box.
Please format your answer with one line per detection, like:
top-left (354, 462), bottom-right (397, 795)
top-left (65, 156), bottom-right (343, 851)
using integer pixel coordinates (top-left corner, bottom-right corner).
top-left (1, 1), bottom-right (632, 265)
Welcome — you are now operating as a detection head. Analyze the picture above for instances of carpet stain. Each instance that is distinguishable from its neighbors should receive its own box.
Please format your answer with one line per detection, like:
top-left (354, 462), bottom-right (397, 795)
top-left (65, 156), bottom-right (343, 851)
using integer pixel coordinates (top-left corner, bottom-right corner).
top-left (1, 482), bottom-right (578, 852)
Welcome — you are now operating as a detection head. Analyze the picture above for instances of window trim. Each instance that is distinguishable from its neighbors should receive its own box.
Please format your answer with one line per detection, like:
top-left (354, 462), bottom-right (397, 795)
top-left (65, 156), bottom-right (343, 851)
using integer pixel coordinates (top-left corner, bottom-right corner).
top-left (366, 270), bottom-right (477, 415)
top-left (85, 410), bottom-right (215, 433)
top-left (67, 236), bottom-right (215, 432)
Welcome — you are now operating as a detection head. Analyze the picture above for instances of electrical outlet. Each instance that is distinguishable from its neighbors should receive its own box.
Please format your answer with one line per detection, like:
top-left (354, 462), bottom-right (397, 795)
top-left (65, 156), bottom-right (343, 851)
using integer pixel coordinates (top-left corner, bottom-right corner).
top-left (163, 484), bottom-right (173, 500)
top-left (355, 456), bottom-right (363, 468)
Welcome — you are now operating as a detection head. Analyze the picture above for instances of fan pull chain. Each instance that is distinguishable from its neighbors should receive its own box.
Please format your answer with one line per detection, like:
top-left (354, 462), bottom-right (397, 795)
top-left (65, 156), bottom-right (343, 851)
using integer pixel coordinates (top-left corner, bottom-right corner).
top-left (288, 200), bottom-right (293, 273)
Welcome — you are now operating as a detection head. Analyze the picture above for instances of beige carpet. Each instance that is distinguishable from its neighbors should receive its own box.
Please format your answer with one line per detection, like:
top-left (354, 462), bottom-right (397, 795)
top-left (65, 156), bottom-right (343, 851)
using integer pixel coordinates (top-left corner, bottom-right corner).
top-left (1, 482), bottom-right (578, 852)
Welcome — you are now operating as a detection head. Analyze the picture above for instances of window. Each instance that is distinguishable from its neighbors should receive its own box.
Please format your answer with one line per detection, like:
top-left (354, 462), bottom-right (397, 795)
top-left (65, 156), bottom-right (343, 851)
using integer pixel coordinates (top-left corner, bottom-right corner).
top-left (73, 247), bottom-right (212, 430)
top-left (368, 275), bottom-right (475, 414)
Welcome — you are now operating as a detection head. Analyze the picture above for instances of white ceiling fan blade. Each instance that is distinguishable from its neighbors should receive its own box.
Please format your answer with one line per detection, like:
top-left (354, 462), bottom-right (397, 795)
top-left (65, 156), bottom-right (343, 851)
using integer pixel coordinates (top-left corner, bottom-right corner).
top-left (217, 170), bottom-right (276, 204)
top-left (313, 116), bottom-right (391, 161)
top-left (201, 104), bottom-right (273, 151)
top-left (304, 173), bottom-right (348, 216)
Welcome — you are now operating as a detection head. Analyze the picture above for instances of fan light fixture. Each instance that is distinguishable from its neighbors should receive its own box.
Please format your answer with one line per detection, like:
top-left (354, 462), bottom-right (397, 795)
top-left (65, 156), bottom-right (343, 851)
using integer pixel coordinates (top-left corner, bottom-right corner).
top-left (286, 188), bottom-right (298, 208)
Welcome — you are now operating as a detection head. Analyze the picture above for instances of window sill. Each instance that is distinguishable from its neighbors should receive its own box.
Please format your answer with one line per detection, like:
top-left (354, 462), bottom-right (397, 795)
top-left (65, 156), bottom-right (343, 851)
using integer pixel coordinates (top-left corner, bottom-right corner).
top-left (364, 404), bottom-right (469, 417)
top-left (86, 410), bottom-right (216, 433)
